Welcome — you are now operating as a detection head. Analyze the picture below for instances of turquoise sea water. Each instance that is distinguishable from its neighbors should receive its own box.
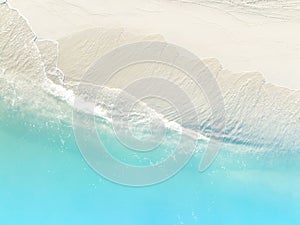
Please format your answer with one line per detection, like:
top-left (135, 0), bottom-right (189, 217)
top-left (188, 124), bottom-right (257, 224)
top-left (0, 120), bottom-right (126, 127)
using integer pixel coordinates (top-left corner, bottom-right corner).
top-left (1, 99), bottom-right (300, 225)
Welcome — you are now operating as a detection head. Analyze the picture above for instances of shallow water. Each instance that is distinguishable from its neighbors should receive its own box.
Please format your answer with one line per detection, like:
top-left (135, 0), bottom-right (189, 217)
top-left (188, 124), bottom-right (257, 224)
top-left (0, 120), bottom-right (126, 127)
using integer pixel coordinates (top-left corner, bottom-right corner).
top-left (1, 102), bottom-right (300, 225)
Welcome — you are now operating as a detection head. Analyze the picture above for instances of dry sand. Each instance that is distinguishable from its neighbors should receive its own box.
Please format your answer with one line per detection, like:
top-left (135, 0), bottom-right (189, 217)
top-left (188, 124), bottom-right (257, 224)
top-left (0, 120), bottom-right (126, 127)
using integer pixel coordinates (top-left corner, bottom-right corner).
top-left (7, 0), bottom-right (300, 89)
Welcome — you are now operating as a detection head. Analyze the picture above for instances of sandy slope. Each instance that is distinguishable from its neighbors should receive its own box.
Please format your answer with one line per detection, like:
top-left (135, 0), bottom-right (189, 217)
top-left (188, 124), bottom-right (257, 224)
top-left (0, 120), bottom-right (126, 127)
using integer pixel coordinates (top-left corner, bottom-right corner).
top-left (7, 0), bottom-right (300, 90)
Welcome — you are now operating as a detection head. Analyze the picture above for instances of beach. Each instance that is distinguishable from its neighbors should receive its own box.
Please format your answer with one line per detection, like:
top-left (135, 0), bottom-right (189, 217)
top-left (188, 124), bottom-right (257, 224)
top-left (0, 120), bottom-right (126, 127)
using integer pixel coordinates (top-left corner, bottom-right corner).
top-left (7, 0), bottom-right (300, 89)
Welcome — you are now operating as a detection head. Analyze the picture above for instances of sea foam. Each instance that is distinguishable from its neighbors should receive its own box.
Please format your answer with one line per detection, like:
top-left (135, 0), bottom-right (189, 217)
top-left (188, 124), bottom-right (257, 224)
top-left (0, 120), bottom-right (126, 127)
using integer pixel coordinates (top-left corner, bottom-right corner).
top-left (1, 3), bottom-right (299, 153)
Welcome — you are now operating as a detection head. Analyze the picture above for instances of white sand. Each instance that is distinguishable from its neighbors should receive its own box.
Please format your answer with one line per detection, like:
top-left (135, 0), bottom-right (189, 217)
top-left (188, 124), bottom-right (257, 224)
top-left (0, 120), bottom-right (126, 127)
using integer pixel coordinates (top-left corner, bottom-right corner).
top-left (7, 0), bottom-right (300, 90)
top-left (1, 2), bottom-right (300, 151)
